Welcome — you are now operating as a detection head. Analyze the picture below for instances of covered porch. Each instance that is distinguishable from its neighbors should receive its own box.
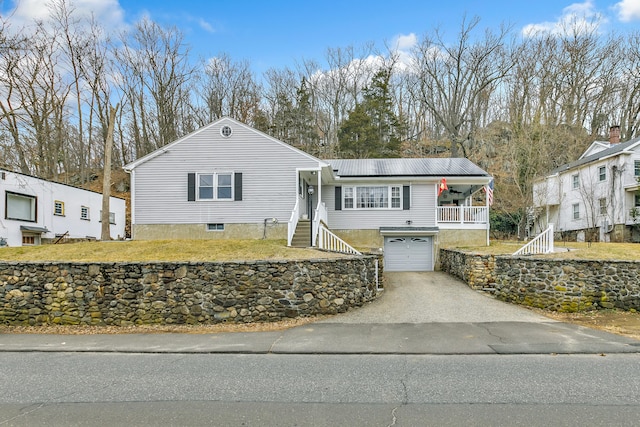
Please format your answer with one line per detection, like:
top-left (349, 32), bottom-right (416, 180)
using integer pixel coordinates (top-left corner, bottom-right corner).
top-left (436, 179), bottom-right (491, 232)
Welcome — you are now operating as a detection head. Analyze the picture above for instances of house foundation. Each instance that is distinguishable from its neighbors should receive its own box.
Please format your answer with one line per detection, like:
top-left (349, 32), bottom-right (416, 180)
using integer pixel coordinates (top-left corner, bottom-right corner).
top-left (132, 223), bottom-right (288, 241)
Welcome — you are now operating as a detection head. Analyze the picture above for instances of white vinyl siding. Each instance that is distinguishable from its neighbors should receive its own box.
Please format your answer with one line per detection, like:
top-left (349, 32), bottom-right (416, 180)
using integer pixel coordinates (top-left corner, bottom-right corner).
top-left (131, 119), bottom-right (322, 225)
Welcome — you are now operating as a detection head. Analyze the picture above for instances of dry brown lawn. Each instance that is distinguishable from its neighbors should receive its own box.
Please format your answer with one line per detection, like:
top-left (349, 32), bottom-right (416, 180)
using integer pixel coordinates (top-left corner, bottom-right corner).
top-left (454, 240), bottom-right (640, 261)
top-left (0, 239), bottom-right (350, 262)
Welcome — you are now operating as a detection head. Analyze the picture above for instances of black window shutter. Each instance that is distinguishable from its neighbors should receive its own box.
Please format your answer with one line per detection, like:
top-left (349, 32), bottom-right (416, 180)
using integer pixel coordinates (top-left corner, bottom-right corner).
top-left (335, 186), bottom-right (342, 210)
top-left (403, 185), bottom-right (410, 210)
top-left (234, 172), bottom-right (243, 201)
top-left (187, 173), bottom-right (196, 201)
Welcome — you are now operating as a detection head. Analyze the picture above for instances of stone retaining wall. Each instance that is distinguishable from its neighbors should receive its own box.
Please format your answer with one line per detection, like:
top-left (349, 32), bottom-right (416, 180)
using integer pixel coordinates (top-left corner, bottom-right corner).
top-left (439, 249), bottom-right (496, 290)
top-left (440, 249), bottom-right (640, 312)
top-left (0, 257), bottom-right (381, 326)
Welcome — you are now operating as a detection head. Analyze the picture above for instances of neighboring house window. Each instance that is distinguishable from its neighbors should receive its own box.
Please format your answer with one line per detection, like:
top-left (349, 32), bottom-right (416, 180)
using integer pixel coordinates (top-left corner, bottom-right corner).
top-left (635, 194), bottom-right (640, 207)
top-left (635, 160), bottom-right (640, 177)
top-left (572, 203), bottom-right (580, 219)
top-left (598, 166), bottom-right (606, 181)
top-left (54, 200), bottom-right (64, 216)
top-left (198, 173), bottom-right (233, 200)
top-left (599, 198), bottom-right (607, 215)
top-left (572, 174), bottom-right (579, 189)
top-left (22, 235), bottom-right (35, 245)
top-left (343, 186), bottom-right (402, 209)
top-left (100, 211), bottom-right (116, 224)
top-left (207, 223), bottom-right (224, 231)
top-left (81, 206), bottom-right (90, 220)
top-left (6, 191), bottom-right (36, 222)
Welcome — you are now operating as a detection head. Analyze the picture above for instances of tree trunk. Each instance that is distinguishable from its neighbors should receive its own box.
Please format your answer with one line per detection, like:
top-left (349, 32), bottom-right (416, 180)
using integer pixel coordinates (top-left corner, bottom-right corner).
top-left (101, 104), bottom-right (119, 241)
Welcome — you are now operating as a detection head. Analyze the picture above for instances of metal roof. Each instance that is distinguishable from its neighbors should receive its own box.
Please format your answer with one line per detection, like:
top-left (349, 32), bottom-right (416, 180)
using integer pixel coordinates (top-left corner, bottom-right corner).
top-left (327, 158), bottom-right (490, 177)
top-left (547, 136), bottom-right (640, 175)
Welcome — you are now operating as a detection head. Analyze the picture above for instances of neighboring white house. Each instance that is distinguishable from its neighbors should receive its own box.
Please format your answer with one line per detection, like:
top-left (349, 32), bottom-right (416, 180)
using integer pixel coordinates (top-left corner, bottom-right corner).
top-left (124, 117), bottom-right (492, 271)
top-left (0, 168), bottom-right (126, 246)
top-left (532, 126), bottom-right (640, 242)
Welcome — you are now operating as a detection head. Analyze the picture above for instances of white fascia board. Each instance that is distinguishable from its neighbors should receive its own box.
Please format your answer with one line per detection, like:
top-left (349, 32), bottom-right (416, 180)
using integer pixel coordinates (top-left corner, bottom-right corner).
top-left (330, 176), bottom-right (491, 185)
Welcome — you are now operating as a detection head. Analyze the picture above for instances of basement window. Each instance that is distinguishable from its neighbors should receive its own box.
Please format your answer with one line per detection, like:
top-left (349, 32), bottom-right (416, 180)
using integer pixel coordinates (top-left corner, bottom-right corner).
top-left (207, 223), bottom-right (224, 231)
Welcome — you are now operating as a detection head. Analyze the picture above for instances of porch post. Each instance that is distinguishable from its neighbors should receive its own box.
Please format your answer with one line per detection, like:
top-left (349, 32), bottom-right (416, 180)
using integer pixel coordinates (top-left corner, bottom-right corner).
top-left (486, 184), bottom-right (490, 246)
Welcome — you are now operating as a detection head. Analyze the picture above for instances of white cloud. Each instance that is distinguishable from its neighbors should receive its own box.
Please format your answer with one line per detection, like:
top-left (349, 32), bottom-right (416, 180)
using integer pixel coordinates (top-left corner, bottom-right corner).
top-left (197, 18), bottom-right (214, 33)
top-left (521, 0), bottom-right (605, 37)
top-left (614, 0), bottom-right (640, 22)
top-left (389, 33), bottom-right (417, 71)
top-left (3, 0), bottom-right (126, 31)
top-left (392, 33), bottom-right (417, 51)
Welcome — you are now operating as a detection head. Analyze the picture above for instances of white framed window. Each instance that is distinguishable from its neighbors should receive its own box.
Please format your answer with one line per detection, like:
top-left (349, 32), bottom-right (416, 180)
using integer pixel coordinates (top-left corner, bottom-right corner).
top-left (6, 192), bottom-right (36, 222)
top-left (599, 198), bottom-right (607, 215)
top-left (635, 160), bottom-right (640, 177)
top-left (54, 200), bottom-right (65, 216)
top-left (598, 166), bottom-right (606, 181)
top-left (80, 206), bottom-right (90, 220)
top-left (343, 185), bottom-right (402, 209)
top-left (198, 173), bottom-right (233, 200)
top-left (572, 203), bottom-right (580, 220)
top-left (572, 174), bottom-right (579, 189)
top-left (207, 223), bottom-right (224, 231)
top-left (343, 187), bottom-right (354, 209)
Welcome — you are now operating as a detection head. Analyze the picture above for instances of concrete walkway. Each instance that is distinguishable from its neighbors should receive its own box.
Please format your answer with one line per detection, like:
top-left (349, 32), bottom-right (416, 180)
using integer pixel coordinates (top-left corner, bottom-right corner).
top-left (0, 272), bottom-right (639, 355)
top-left (319, 272), bottom-right (552, 324)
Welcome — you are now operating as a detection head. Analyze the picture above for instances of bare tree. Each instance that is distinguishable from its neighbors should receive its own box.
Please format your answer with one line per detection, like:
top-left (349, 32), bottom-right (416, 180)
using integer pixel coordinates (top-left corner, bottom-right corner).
top-left (411, 16), bottom-right (514, 158)
top-left (115, 18), bottom-right (195, 157)
top-left (194, 53), bottom-right (262, 126)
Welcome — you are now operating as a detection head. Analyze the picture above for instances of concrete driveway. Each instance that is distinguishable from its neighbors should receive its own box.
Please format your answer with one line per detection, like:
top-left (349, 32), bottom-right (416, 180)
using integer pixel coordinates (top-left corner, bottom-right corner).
top-left (319, 272), bottom-right (552, 324)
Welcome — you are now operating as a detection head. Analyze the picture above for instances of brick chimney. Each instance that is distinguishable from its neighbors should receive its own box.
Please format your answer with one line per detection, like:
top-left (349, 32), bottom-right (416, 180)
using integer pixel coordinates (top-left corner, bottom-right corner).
top-left (609, 125), bottom-right (621, 144)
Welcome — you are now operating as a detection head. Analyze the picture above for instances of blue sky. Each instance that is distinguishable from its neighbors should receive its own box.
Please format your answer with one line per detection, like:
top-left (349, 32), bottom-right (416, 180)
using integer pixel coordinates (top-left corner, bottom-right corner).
top-left (3, 0), bottom-right (640, 72)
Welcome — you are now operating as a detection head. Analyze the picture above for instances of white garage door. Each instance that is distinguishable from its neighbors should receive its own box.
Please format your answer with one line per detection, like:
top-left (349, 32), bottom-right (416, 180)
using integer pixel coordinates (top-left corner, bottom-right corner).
top-left (384, 236), bottom-right (433, 272)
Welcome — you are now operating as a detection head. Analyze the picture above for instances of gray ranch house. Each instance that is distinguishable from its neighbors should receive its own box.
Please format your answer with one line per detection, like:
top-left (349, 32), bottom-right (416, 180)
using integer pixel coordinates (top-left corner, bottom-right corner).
top-left (124, 117), bottom-right (492, 271)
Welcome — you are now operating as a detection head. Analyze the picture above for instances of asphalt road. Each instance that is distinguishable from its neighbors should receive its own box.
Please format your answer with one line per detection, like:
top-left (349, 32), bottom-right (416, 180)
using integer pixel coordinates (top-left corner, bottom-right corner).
top-left (1, 352), bottom-right (640, 426)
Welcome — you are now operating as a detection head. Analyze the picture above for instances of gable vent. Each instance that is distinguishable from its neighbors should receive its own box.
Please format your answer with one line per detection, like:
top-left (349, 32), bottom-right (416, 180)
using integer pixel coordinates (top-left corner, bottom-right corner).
top-left (221, 125), bottom-right (233, 138)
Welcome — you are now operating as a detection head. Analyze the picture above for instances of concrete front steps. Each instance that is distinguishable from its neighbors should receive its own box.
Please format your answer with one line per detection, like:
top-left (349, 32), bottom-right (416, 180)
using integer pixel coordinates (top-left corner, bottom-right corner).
top-left (290, 219), bottom-right (312, 247)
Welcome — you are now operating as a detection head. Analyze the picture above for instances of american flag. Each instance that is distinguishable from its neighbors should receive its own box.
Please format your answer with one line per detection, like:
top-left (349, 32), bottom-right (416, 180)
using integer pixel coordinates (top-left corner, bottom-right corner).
top-left (483, 179), bottom-right (494, 206)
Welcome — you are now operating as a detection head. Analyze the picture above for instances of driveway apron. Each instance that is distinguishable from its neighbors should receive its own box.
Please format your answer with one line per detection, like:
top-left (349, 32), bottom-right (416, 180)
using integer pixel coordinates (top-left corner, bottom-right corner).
top-left (319, 272), bottom-right (552, 324)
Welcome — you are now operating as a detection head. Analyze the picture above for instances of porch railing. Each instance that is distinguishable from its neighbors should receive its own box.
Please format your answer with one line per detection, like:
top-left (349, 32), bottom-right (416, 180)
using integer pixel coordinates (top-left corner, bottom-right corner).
top-left (317, 224), bottom-right (361, 255)
top-left (313, 202), bottom-right (328, 247)
top-left (513, 223), bottom-right (554, 256)
top-left (437, 206), bottom-right (488, 224)
top-left (287, 199), bottom-right (300, 247)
